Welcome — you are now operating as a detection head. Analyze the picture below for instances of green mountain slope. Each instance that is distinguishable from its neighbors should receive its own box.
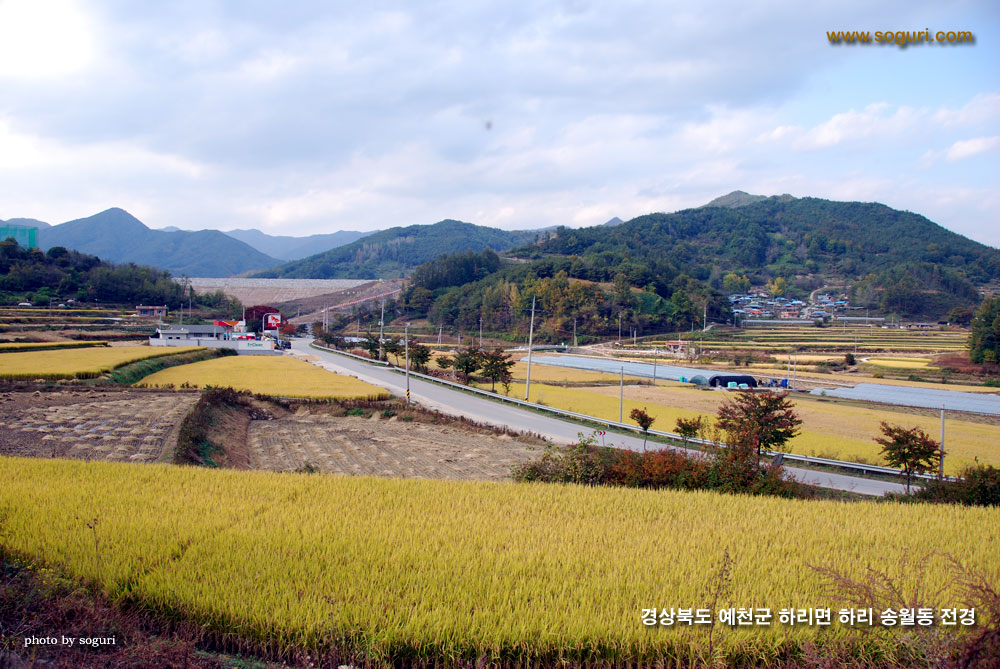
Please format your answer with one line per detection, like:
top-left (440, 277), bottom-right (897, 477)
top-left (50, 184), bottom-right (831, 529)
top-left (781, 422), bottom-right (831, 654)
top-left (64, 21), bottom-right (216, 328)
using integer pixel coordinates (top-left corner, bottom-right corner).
top-left (255, 219), bottom-right (543, 279)
top-left (518, 197), bottom-right (1000, 283)
top-left (508, 196), bottom-right (999, 319)
top-left (37, 208), bottom-right (282, 277)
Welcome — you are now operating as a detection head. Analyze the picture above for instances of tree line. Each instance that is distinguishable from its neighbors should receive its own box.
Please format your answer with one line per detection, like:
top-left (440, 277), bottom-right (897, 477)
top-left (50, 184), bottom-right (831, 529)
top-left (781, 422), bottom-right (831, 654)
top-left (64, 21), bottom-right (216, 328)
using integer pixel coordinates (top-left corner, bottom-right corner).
top-left (0, 238), bottom-right (241, 316)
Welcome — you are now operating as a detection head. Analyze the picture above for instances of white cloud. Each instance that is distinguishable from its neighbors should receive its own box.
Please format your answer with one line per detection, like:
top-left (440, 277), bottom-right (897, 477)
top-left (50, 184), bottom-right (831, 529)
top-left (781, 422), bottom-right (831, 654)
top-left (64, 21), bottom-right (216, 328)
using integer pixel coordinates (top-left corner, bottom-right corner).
top-left (793, 103), bottom-right (921, 150)
top-left (0, 0), bottom-right (97, 78)
top-left (933, 93), bottom-right (1000, 128)
top-left (945, 136), bottom-right (1000, 162)
top-left (0, 1), bottom-right (996, 249)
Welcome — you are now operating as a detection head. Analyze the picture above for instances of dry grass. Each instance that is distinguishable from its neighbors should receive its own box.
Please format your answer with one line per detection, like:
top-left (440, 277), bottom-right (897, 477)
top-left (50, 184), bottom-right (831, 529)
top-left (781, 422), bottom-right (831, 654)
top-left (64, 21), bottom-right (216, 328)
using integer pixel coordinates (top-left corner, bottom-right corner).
top-left (137, 355), bottom-right (390, 400)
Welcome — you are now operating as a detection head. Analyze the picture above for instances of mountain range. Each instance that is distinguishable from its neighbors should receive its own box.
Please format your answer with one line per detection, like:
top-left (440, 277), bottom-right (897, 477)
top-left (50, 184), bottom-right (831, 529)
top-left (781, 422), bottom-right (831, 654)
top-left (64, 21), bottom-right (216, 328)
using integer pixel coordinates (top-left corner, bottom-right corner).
top-left (34, 209), bottom-right (282, 277)
top-left (254, 220), bottom-right (546, 279)
top-left (7, 193), bottom-right (998, 299)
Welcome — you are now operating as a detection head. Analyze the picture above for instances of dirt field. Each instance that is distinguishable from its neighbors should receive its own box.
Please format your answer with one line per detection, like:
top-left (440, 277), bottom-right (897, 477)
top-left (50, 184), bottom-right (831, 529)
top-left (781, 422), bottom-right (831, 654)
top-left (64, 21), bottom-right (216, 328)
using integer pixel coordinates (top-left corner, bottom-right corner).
top-left (246, 409), bottom-right (538, 480)
top-left (0, 389), bottom-right (199, 462)
top-left (0, 389), bottom-right (540, 481)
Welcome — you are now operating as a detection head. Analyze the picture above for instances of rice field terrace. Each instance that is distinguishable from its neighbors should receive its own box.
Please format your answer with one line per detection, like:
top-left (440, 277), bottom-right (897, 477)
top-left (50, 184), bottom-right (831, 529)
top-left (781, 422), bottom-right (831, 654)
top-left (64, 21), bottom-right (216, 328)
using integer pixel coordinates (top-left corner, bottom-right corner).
top-left (0, 344), bottom-right (204, 380)
top-left (137, 355), bottom-right (390, 400)
top-left (0, 340), bottom-right (108, 351)
top-left (0, 305), bottom-right (156, 334)
top-left (497, 381), bottom-right (1000, 475)
top-left (643, 325), bottom-right (969, 354)
top-left (0, 457), bottom-right (995, 667)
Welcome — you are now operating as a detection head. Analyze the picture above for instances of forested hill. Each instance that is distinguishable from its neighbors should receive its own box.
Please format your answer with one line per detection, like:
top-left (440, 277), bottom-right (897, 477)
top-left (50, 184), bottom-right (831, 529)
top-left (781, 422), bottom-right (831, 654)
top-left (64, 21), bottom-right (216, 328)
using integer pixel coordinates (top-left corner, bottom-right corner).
top-left (1, 239), bottom-right (187, 307)
top-left (254, 220), bottom-right (542, 279)
top-left (518, 197), bottom-right (1000, 284)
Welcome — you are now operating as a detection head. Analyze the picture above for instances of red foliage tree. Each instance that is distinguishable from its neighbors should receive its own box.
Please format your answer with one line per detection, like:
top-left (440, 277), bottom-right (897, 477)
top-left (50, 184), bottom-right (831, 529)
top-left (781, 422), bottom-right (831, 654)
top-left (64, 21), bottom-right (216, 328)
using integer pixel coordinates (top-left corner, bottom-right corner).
top-left (716, 391), bottom-right (801, 467)
top-left (243, 305), bottom-right (282, 332)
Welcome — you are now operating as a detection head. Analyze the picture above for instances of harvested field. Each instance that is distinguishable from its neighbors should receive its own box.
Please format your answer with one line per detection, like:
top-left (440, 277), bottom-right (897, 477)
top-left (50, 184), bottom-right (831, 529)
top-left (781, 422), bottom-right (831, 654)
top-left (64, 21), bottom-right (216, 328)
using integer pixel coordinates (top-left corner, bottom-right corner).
top-left (0, 390), bottom-right (198, 462)
top-left (0, 388), bottom-right (539, 481)
top-left (247, 411), bottom-right (537, 480)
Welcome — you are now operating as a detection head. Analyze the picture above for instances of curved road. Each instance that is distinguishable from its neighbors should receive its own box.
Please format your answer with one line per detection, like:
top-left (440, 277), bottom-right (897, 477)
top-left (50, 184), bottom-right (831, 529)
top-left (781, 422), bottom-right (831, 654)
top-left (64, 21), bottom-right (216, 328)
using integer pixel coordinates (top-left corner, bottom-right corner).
top-left (292, 339), bottom-right (906, 496)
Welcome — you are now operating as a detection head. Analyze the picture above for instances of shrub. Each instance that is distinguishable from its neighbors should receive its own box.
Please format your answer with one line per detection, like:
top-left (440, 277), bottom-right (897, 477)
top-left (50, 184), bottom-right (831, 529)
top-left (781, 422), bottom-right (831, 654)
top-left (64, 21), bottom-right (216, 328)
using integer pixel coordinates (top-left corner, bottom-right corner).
top-left (905, 465), bottom-right (1000, 507)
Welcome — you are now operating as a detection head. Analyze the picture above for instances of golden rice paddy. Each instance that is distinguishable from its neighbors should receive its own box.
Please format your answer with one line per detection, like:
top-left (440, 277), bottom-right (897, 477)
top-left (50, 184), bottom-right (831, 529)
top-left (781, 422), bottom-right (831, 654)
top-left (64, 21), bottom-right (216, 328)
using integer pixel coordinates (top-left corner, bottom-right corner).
top-left (0, 340), bottom-right (108, 351)
top-left (138, 355), bottom-right (389, 400)
top-left (0, 345), bottom-right (203, 379)
top-left (500, 382), bottom-right (999, 474)
top-left (0, 456), bottom-right (994, 665)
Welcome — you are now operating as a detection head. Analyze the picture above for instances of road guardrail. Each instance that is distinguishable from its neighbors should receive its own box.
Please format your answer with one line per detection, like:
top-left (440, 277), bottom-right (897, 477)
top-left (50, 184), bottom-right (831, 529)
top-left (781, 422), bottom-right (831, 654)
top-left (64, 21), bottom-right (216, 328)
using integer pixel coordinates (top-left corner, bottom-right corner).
top-left (308, 342), bottom-right (957, 483)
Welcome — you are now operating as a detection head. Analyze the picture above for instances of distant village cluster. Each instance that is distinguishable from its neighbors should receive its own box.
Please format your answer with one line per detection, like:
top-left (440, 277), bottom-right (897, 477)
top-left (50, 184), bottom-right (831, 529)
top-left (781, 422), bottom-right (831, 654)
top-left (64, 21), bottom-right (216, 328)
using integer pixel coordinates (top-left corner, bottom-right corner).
top-left (728, 292), bottom-right (855, 322)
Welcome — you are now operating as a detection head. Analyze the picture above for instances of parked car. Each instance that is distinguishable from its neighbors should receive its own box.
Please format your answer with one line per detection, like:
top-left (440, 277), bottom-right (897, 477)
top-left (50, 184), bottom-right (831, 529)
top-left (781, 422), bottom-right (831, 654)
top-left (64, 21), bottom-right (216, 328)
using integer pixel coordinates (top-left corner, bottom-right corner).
top-left (17, 302), bottom-right (32, 307)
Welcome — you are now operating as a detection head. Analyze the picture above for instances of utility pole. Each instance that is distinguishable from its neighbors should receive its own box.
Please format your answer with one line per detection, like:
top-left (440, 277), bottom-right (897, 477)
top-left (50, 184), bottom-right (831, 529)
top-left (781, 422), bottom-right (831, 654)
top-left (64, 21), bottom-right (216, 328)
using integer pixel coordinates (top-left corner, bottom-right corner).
top-left (524, 295), bottom-right (536, 401)
top-left (405, 323), bottom-right (411, 404)
top-left (652, 348), bottom-right (658, 386)
top-left (633, 328), bottom-right (636, 347)
top-left (619, 366), bottom-right (624, 423)
top-left (479, 316), bottom-right (483, 348)
top-left (703, 302), bottom-right (707, 331)
top-left (378, 300), bottom-right (385, 361)
top-left (940, 404), bottom-right (945, 480)
top-left (438, 325), bottom-right (442, 345)
top-left (618, 314), bottom-right (622, 344)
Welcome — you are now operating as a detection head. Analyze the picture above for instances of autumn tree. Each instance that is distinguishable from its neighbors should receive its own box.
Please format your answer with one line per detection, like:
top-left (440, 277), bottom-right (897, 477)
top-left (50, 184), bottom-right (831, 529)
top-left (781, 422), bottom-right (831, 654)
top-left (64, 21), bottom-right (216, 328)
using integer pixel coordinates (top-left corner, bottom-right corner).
top-left (409, 341), bottom-right (431, 372)
top-left (480, 347), bottom-right (515, 392)
top-left (766, 276), bottom-right (788, 297)
top-left (969, 296), bottom-right (1000, 365)
top-left (630, 407), bottom-right (656, 451)
top-left (383, 336), bottom-right (402, 365)
top-left (435, 354), bottom-right (454, 378)
top-left (723, 273), bottom-right (751, 295)
top-left (874, 422), bottom-right (943, 494)
top-left (359, 332), bottom-right (382, 359)
top-left (452, 345), bottom-right (483, 383)
top-left (675, 416), bottom-right (704, 447)
top-left (716, 391), bottom-right (801, 467)
top-left (244, 305), bottom-right (282, 333)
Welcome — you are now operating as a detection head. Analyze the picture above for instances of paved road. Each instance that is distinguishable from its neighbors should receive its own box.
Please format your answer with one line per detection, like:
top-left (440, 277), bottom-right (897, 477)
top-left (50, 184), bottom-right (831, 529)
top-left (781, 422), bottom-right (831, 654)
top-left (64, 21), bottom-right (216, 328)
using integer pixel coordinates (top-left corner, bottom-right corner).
top-left (293, 339), bottom-right (907, 496)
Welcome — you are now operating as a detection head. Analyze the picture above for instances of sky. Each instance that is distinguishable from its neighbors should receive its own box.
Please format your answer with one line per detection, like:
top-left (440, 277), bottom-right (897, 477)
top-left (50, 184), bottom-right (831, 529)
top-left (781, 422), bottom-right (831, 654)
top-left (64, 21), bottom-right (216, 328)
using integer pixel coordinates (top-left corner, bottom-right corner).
top-left (1, 0), bottom-right (998, 246)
